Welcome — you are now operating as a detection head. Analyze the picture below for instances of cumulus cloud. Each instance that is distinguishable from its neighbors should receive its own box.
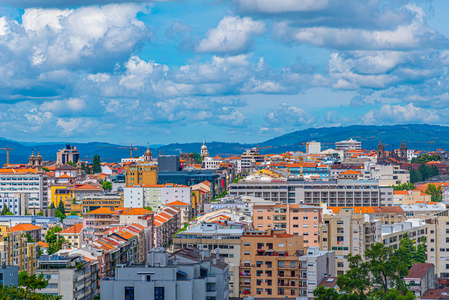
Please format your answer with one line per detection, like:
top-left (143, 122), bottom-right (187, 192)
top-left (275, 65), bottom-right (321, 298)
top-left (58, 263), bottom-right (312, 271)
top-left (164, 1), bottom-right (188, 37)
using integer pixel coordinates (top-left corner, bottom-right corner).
top-left (234, 0), bottom-right (329, 14)
top-left (1, 0), bottom-right (161, 8)
top-left (262, 103), bottom-right (314, 133)
top-left (362, 103), bottom-right (440, 125)
top-left (196, 16), bottom-right (266, 54)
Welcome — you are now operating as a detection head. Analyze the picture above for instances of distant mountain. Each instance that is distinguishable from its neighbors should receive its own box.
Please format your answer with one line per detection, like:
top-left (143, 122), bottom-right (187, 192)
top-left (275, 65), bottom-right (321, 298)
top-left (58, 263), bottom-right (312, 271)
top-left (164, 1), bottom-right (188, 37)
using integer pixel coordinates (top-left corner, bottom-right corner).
top-left (1, 124), bottom-right (447, 165)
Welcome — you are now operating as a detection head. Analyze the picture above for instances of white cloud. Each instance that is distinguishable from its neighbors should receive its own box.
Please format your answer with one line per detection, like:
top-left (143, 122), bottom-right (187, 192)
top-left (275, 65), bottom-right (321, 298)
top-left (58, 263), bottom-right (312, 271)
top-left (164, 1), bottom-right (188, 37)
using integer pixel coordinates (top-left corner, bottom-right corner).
top-left (40, 98), bottom-right (86, 115)
top-left (362, 103), bottom-right (439, 125)
top-left (196, 16), bottom-right (266, 54)
top-left (263, 103), bottom-right (314, 133)
top-left (235, 0), bottom-right (328, 14)
top-left (56, 117), bottom-right (94, 134)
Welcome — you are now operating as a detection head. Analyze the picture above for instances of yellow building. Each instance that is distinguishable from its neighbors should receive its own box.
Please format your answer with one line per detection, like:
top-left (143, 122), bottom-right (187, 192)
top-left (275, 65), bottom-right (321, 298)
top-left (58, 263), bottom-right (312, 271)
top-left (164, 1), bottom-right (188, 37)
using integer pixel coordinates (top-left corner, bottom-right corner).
top-left (0, 225), bottom-right (38, 274)
top-left (50, 185), bottom-right (73, 207)
top-left (125, 163), bottom-right (157, 187)
top-left (56, 223), bottom-right (83, 248)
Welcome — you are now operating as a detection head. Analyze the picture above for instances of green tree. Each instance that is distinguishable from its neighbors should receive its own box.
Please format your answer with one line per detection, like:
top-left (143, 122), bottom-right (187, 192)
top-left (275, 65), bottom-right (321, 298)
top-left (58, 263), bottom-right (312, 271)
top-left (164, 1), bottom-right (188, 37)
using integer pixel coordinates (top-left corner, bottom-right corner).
top-left (411, 154), bottom-right (441, 164)
top-left (69, 211), bottom-right (78, 216)
top-left (72, 198), bottom-right (76, 204)
top-left (409, 167), bottom-right (422, 184)
top-left (391, 183), bottom-right (415, 191)
top-left (57, 200), bottom-right (65, 215)
top-left (92, 155), bottom-right (101, 174)
top-left (36, 212), bottom-right (43, 216)
top-left (45, 226), bottom-right (65, 255)
top-left (192, 152), bottom-right (203, 164)
top-left (102, 181), bottom-right (112, 191)
top-left (43, 167), bottom-right (50, 172)
top-left (25, 233), bottom-right (36, 243)
top-left (18, 271), bottom-right (50, 294)
top-left (336, 254), bottom-right (371, 297)
top-left (1, 205), bottom-right (10, 215)
top-left (425, 184), bottom-right (443, 202)
top-left (49, 203), bottom-right (55, 209)
top-left (415, 237), bottom-right (427, 263)
top-left (55, 210), bottom-right (66, 222)
top-left (81, 162), bottom-right (91, 174)
top-left (396, 233), bottom-right (416, 270)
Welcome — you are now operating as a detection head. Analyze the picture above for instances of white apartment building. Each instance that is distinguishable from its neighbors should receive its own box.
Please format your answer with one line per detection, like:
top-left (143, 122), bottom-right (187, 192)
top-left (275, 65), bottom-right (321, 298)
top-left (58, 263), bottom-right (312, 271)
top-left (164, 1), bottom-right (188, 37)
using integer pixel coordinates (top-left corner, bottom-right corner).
top-left (319, 208), bottom-right (381, 275)
top-left (0, 174), bottom-right (48, 210)
top-left (298, 247), bottom-right (335, 299)
top-left (202, 156), bottom-right (223, 169)
top-left (335, 139), bottom-right (361, 151)
top-left (369, 164), bottom-right (410, 186)
top-left (123, 186), bottom-right (144, 208)
top-left (382, 219), bottom-right (427, 250)
top-left (144, 184), bottom-right (191, 212)
top-left (173, 222), bottom-right (242, 299)
top-left (307, 141), bottom-right (321, 154)
top-left (0, 193), bottom-right (29, 215)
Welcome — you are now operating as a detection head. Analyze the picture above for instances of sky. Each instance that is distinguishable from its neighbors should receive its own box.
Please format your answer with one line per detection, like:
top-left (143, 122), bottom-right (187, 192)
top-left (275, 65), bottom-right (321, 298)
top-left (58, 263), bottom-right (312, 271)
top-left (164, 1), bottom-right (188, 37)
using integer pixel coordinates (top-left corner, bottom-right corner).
top-left (0, 0), bottom-right (449, 145)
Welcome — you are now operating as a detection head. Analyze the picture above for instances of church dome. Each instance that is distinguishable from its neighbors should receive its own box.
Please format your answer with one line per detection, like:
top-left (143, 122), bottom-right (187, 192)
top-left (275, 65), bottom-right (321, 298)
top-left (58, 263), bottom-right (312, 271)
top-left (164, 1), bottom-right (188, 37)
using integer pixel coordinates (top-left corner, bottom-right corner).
top-left (201, 141), bottom-right (208, 151)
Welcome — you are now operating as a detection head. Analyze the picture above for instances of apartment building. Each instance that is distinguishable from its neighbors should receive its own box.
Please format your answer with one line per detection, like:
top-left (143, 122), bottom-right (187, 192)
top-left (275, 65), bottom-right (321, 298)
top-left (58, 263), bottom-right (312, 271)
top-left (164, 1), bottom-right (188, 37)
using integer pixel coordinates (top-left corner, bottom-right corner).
top-left (56, 144), bottom-right (80, 165)
top-left (0, 225), bottom-right (38, 273)
top-left (154, 206), bottom-right (181, 248)
top-left (0, 193), bottom-right (29, 215)
top-left (336, 139), bottom-right (361, 151)
top-left (287, 163), bottom-right (330, 180)
top-left (77, 193), bottom-right (123, 213)
top-left (239, 229), bottom-right (304, 298)
top-left (0, 173), bottom-right (48, 210)
top-left (425, 216), bottom-right (449, 279)
top-left (173, 222), bottom-right (243, 299)
top-left (56, 223), bottom-right (83, 249)
top-left (382, 219), bottom-right (427, 250)
top-left (298, 247), bottom-right (335, 299)
top-left (83, 207), bottom-right (120, 241)
top-left (241, 147), bottom-right (264, 170)
top-left (400, 203), bottom-right (447, 220)
top-left (229, 179), bottom-right (393, 206)
top-left (166, 201), bottom-right (191, 227)
top-left (36, 254), bottom-right (99, 300)
top-left (394, 190), bottom-right (431, 206)
top-left (252, 204), bottom-right (322, 248)
top-left (101, 248), bottom-right (229, 300)
top-left (404, 263), bottom-right (436, 298)
top-left (319, 208), bottom-right (381, 275)
top-left (125, 163), bottom-right (157, 187)
top-left (203, 156), bottom-right (224, 169)
top-left (327, 206), bottom-right (406, 225)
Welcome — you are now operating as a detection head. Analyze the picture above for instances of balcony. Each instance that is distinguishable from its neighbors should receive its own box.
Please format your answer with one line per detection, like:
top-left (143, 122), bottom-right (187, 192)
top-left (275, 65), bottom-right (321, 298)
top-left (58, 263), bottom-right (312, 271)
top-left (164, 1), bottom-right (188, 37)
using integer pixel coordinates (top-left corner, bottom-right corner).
top-left (240, 272), bottom-right (251, 277)
top-left (240, 281), bottom-right (251, 286)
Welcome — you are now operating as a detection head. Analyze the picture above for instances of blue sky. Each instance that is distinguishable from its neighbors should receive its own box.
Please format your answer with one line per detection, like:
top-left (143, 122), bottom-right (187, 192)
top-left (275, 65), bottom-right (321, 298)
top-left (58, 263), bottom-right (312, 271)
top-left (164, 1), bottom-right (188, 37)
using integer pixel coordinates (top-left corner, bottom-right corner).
top-left (0, 0), bottom-right (449, 145)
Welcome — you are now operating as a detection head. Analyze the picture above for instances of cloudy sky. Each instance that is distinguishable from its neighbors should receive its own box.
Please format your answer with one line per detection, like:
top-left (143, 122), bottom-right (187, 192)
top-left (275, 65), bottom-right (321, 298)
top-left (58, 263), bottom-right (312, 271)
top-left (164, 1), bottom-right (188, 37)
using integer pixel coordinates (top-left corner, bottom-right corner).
top-left (0, 0), bottom-right (448, 145)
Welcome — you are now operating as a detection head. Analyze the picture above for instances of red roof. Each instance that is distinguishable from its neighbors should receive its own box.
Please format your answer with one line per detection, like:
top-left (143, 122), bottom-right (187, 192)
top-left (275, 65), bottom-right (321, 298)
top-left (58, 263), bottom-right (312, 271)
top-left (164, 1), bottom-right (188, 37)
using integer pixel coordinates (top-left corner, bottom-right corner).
top-left (9, 223), bottom-right (41, 232)
top-left (58, 223), bottom-right (83, 235)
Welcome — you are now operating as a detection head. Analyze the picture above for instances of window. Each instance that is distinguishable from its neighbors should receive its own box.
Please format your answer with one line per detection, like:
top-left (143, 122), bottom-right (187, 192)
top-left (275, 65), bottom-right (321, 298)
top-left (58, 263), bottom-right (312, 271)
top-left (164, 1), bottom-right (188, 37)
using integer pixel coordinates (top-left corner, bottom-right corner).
top-left (293, 217), bottom-right (298, 220)
top-left (244, 242), bottom-right (250, 246)
top-left (278, 261), bottom-right (284, 267)
top-left (290, 262), bottom-right (295, 268)
top-left (154, 287), bottom-right (164, 300)
top-left (303, 217), bottom-right (308, 220)
top-left (293, 225), bottom-right (298, 228)
top-left (125, 287), bottom-right (135, 300)
top-left (278, 243), bottom-right (284, 247)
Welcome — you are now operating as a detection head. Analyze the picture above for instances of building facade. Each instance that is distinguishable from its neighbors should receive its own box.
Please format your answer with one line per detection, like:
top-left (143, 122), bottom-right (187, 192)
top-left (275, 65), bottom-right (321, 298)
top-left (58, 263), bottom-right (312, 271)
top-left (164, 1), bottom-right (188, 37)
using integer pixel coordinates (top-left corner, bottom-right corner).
top-left (125, 163), bottom-right (157, 187)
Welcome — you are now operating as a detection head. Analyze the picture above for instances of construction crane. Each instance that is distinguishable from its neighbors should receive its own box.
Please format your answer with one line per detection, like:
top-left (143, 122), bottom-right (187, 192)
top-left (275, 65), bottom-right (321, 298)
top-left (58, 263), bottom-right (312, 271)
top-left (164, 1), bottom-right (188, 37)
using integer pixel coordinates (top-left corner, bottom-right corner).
top-left (0, 146), bottom-right (13, 165)
top-left (99, 143), bottom-right (138, 158)
top-left (429, 141), bottom-right (436, 152)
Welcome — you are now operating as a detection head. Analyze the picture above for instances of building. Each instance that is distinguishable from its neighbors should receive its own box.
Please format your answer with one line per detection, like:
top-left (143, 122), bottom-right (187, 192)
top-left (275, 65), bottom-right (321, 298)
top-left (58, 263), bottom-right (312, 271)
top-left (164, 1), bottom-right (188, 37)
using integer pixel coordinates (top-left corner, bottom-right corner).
top-left (173, 222), bottom-right (243, 299)
top-left (425, 216), bottom-right (449, 279)
top-left (56, 144), bottom-right (80, 165)
top-left (124, 184), bottom-right (191, 211)
top-left (36, 254), bottom-right (99, 300)
top-left (0, 265), bottom-right (18, 287)
top-left (239, 229), bottom-right (304, 298)
top-left (298, 247), bottom-right (335, 299)
top-left (201, 141), bottom-right (210, 157)
top-left (377, 140), bottom-right (408, 165)
top-left (153, 207), bottom-right (180, 248)
top-left (0, 193), bottom-right (29, 215)
top-left (54, 164), bottom-right (78, 182)
top-left (287, 163), bottom-right (330, 180)
top-left (203, 156), bottom-right (224, 169)
top-left (252, 203), bottom-right (322, 248)
top-left (306, 141), bottom-right (321, 154)
top-left (9, 223), bottom-right (42, 242)
top-left (394, 190), bottom-right (431, 206)
top-left (335, 139), bottom-right (361, 151)
top-left (319, 208), bottom-right (381, 275)
top-left (400, 203), bottom-right (447, 220)
top-left (56, 223), bottom-right (83, 249)
top-left (370, 164), bottom-right (410, 186)
top-left (0, 173), bottom-right (48, 211)
top-left (229, 179), bottom-right (394, 206)
top-left (80, 193), bottom-right (123, 213)
top-left (100, 247), bottom-right (229, 300)
top-left (0, 225), bottom-right (38, 273)
top-left (241, 147), bottom-right (264, 170)
top-left (166, 201), bottom-right (191, 227)
top-left (125, 163), bottom-right (157, 187)
top-left (404, 263), bottom-right (436, 298)
top-left (83, 207), bottom-right (120, 241)
top-left (327, 206), bottom-right (406, 225)
top-left (382, 219), bottom-right (427, 250)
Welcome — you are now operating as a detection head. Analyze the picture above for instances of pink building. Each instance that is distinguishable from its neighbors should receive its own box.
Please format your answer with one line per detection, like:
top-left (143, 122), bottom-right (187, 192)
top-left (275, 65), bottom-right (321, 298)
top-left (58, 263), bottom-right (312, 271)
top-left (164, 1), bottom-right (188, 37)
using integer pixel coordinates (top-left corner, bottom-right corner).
top-left (252, 204), bottom-right (322, 248)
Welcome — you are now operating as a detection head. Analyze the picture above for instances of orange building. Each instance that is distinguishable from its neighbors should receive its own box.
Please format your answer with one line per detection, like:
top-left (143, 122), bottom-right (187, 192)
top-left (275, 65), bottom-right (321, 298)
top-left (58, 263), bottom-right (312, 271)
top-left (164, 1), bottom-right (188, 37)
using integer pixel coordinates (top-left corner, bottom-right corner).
top-left (125, 163), bottom-right (157, 187)
top-left (239, 229), bottom-right (304, 298)
top-left (252, 204), bottom-right (322, 248)
top-left (327, 206), bottom-right (405, 225)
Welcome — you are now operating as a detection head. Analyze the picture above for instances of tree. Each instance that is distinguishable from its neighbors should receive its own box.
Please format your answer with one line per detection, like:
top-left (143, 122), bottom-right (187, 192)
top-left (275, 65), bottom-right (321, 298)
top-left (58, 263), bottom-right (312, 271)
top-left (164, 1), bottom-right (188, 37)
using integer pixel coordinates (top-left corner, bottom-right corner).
top-left (1, 205), bottom-right (10, 215)
top-left (45, 226), bottom-right (65, 255)
top-left (69, 211), bottom-right (78, 216)
top-left (57, 200), bottom-right (65, 215)
top-left (55, 210), bottom-right (66, 222)
top-left (314, 242), bottom-right (416, 300)
top-left (102, 181), bottom-right (112, 191)
top-left (425, 184), bottom-right (443, 202)
top-left (192, 152), bottom-right (203, 164)
top-left (411, 154), bottom-right (441, 164)
top-left (49, 203), bottom-right (55, 209)
top-left (72, 198), bottom-right (76, 204)
top-left (396, 233), bottom-right (416, 270)
top-left (415, 237), bottom-right (427, 263)
top-left (92, 155), bottom-right (101, 174)
top-left (391, 183), bottom-right (415, 191)
top-left (66, 161), bottom-right (76, 167)
top-left (25, 233), bottom-right (35, 243)
top-left (37, 212), bottom-right (43, 216)
top-left (18, 271), bottom-right (50, 294)
top-left (81, 162), bottom-right (91, 174)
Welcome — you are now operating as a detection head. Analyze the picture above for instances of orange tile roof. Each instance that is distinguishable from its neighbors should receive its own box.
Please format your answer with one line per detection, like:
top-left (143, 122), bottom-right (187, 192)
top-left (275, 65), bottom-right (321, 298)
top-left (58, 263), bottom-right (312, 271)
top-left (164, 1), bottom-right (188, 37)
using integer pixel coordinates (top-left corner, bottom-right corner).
top-left (58, 174), bottom-right (72, 178)
top-left (341, 170), bottom-right (361, 175)
top-left (114, 231), bottom-right (135, 240)
top-left (155, 216), bottom-right (167, 224)
top-left (58, 223), bottom-right (83, 234)
top-left (37, 241), bottom-right (49, 248)
top-left (84, 207), bottom-right (115, 215)
top-left (158, 212), bottom-right (172, 220)
top-left (166, 201), bottom-right (190, 206)
top-left (121, 208), bottom-right (153, 215)
top-left (9, 223), bottom-right (41, 232)
top-left (393, 191), bottom-right (410, 195)
top-left (329, 206), bottom-right (403, 214)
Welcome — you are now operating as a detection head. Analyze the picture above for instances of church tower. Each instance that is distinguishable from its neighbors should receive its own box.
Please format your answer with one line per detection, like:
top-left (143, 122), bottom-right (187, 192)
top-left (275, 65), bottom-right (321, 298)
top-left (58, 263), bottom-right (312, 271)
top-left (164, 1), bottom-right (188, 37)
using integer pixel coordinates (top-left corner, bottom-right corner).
top-left (201, 141), bottom-right (209, 158)
top-left (377, 141), bottom-right (385, 163)
top-left (144, 145), bottom-right (153, 161)
top-left (29, 150), bottom-right (36, 166)
top-left (400, 140), bottom-right (407, 163)
top-left (35, 149), bottom-right (44, 174)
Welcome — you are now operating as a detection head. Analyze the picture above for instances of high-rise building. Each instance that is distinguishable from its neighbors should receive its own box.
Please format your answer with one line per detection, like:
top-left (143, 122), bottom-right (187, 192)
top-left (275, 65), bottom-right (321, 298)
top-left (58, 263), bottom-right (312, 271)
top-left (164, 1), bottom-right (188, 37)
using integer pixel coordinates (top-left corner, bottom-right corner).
top-left (335, 139), bottom-right (361, 151)
top-left (306, 141), bottom-right (321, 154)
top-left (125, 163), bottom-right (157, 187)
top-left (173, 222), bottom-right (243, 298)
top-left (426, 216), bottom-right (449, 280)
top-left (319, 208), bottom-right (381, 275)
top-left (252, 203), bottom-right (322, 248)
top-left (0, 173), bottom-right (48, 210)
top-left (56, 144), bottom-right (80, 166)
top-left (239, 229), bottom-right (304, 298)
